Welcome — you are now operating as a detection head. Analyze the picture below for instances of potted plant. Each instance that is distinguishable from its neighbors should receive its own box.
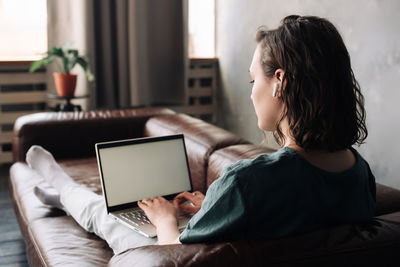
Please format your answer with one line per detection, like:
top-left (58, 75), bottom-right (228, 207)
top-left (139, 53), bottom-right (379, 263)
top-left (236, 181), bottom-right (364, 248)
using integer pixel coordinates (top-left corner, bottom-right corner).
top-left (30, 43), bottom-right (95, 97)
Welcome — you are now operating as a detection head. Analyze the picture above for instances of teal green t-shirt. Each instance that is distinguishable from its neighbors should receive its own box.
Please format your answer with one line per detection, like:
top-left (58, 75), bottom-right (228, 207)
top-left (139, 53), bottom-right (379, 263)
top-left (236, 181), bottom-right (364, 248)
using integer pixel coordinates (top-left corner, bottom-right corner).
top-left (179, 147), bottom-right (376, 243)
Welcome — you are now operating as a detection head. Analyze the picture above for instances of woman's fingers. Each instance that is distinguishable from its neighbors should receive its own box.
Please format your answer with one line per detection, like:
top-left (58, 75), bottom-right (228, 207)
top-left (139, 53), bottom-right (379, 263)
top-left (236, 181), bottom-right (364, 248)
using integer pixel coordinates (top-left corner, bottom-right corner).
top-left (174, 192), bottom-right (189, 202)
top-left (175, 191), bottom-right (205, 206)
top-left (140, 194), bottom-right (200, 215)
top-left (138, 200), bottom-right (148, 210)
top-left (140, 196), bottom-right (166, 207)
top-left (157, 196), bottom-right (167, 203)
top-left (179, 204), bottom-right (198, 214)
top-left (139, 197), bottom-right (155, 208)
top-left (175, 191), bottom-right (196, 203)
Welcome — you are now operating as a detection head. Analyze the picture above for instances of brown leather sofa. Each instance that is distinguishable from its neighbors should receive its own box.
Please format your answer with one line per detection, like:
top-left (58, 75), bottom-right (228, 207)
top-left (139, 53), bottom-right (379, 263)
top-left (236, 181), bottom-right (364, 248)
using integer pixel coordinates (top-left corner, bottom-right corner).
top-left (9, 107), bottom-right (400, 266)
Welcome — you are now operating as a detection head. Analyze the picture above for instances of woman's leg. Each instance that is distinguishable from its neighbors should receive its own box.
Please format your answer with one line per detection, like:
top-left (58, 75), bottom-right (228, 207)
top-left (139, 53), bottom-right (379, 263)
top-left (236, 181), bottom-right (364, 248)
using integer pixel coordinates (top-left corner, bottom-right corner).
top-left (60, 183), bottom-right (157, 253)
top-left (26, 146), bottom-right (157, 254)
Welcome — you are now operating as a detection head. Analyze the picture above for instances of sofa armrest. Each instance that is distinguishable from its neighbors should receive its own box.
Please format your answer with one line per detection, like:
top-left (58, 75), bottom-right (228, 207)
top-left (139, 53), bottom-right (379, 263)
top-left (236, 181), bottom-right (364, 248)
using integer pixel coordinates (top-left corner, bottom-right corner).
top-left (12, 108), bottom-right (175, 162)
top-left (375, 183), bottom-right (400, 216)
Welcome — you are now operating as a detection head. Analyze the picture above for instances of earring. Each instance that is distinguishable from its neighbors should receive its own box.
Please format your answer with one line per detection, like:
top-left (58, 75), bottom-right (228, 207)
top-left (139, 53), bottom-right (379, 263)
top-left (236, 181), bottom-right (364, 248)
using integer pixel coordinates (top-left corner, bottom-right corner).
top-left (272, 83), bottom-right (281, 97)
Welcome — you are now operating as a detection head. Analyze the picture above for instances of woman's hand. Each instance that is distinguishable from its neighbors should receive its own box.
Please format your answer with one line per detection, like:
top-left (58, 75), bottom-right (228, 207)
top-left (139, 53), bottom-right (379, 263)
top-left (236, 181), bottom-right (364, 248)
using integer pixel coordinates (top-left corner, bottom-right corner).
top-left (138, 197), bottom-right (181, 245)
top-left (174, 191), bottom-right (205, 215)
top-left (138, 197), bottom-right (178, 227)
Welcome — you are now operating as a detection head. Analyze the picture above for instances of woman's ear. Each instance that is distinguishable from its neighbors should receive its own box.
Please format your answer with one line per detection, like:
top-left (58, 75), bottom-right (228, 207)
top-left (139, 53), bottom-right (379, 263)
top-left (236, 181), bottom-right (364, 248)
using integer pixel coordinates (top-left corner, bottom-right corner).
top-left (274, 69), bottom-right (285, 97)
top-left (274, 69), bottom-right (285, 83)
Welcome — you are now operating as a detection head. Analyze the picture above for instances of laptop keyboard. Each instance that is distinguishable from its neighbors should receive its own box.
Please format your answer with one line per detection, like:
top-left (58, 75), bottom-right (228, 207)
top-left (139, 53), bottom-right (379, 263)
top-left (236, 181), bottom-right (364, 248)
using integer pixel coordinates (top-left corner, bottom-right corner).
top-left (120, 209), bottom-right (151, 225)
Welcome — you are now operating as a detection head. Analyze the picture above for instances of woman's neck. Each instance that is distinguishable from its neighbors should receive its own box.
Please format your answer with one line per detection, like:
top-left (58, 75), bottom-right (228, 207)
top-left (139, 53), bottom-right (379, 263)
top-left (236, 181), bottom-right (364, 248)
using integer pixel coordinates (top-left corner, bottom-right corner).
top-left (279, 118), bottom-right (333, 154)
top-left (278, 120), bottom-right (356, 172)
top-left (280, 118), bottom-right (299, 150)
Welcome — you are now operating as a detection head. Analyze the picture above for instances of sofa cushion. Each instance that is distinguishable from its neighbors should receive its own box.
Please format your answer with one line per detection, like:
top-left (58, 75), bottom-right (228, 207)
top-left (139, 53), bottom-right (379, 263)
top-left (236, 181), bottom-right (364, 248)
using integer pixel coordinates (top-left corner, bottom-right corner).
top-left (58, 158), bottom-right (103, 194)
top-left (144, 114), bottom-right (250, 192)
top-left (29, 217), bottom-right (113, 266)
top-left (206, 144), bottom-right (276, 187)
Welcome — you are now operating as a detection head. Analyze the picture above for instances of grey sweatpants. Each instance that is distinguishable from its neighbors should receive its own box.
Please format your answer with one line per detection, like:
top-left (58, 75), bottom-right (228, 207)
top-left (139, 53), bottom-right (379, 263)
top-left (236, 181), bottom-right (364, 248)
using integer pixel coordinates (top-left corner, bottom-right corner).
top-left (60, 184), bottom-right (157, 254)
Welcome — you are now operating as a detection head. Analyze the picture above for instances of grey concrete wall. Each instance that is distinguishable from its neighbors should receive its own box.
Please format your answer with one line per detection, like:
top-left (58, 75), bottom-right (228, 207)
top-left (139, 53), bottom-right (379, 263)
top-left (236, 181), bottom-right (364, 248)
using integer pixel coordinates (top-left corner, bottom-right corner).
top-left (216, 0), bottom-right (400, 189)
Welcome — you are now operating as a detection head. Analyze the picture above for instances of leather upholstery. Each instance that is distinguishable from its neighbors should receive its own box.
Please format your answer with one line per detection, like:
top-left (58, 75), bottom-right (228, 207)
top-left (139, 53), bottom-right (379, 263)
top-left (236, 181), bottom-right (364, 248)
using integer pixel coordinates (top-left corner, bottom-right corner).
top-left (110, 212), bottom-right (400, 267)
top-left (29, 217), bottom-right (113, 266)
top-left (144, 114), bottom-right (250, 192)
top-left (8, 108), bottom-right (400, 266)
top-left (12, 108), bottom-right (175, 162)
top-left (375, 183), bottom-right (400, 216)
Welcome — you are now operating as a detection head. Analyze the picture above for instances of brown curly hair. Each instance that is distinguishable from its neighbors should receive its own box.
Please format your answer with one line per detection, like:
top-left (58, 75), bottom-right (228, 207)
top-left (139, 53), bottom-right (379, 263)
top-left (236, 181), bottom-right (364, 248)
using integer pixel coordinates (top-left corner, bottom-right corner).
top-left (256, 15), bottom-right (368, 152)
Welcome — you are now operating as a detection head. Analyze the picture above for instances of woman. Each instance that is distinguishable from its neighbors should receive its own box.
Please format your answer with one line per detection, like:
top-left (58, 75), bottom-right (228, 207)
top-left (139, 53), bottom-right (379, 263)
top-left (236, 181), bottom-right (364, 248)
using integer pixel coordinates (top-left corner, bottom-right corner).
top-left (28, 15), bottom-right (376, 253)
top-left (139, 15), bottom-right (376, 245)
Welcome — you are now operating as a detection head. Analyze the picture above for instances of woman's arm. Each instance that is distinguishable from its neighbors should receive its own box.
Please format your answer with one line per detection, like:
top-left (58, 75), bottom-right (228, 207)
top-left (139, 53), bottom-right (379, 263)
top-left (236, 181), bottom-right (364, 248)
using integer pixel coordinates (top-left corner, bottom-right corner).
top-left (138, 197), bottom-right (181, 245)
top-left (154, 216), bottom-right (182, 245)
top-left (138, 192), bottom-right (205, 244)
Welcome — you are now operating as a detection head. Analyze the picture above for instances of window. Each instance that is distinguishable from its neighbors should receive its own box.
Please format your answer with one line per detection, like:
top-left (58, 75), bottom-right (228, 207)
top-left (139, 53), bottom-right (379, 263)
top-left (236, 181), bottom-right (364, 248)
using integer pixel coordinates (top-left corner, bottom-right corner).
top-left (0, 0), bottom-right (47, 61)
top-left (188, 0), bottom-right (215, 58)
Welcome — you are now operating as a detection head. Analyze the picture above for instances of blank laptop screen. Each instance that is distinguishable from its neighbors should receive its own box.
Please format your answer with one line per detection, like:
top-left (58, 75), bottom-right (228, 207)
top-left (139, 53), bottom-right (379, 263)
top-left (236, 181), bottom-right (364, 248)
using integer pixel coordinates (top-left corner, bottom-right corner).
top-left (97, 136), bottom-right (192, 208)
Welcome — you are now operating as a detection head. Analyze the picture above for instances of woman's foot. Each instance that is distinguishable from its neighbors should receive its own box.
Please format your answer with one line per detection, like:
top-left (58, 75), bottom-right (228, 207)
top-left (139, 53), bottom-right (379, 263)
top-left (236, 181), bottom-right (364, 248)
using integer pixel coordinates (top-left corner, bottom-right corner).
top-left (26, 145), bottom-right (75, 192)
top-left (34, 185), bottom-right (65, 210)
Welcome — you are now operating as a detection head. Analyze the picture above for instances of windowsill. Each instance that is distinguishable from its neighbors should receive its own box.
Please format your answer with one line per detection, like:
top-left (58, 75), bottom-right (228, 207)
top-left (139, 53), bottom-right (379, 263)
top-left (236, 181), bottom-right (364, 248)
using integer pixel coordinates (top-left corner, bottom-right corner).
top-left (189, 58), bottom-right (218, 63)
top-left (0, 55), bottom-right (43, 62)
top-left (0, 60), bottom-right (39, 72)
top-left (0, 60), bottom-right (34, 64)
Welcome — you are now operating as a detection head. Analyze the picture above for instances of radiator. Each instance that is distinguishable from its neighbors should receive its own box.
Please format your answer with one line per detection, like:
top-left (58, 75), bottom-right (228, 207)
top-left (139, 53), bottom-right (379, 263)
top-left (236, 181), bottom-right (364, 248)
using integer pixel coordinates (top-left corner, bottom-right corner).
top-left (0, 61), bottom-right (47, 164)
top-left (172, 58), bottom-right (218, 123)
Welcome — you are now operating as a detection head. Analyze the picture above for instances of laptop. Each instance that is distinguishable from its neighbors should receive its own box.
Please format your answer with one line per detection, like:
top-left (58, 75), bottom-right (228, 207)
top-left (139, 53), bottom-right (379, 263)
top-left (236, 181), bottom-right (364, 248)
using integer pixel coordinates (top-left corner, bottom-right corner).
top-left (95, 134), bottom-right (193, 238)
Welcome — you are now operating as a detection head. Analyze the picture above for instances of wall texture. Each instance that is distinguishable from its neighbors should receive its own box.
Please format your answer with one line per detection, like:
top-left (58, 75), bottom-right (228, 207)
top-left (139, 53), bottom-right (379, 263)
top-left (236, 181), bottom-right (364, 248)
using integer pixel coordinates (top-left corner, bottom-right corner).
top-left (216, 0), bottom-right (400, 189)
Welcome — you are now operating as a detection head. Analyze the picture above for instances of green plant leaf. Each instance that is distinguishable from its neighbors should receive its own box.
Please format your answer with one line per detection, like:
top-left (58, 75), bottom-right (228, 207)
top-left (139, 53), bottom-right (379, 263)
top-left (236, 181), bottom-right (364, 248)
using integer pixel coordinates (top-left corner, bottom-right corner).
top-left (51, 47), bottom-right (64, 57)
top-left (68, 56), bottom-right (77, 72)
top-left (67, 49), bottom-right (78, 58)
top-left (76, 57), bottom-right (87, 69)
top-left (29, 58), bottom-right (47, 72)
top-left (62, 57), bottom-right (69, 74)
top-left (76, 57), bottom-right (95, 83)
top-left (86, 69), bottom-right (95, 83)
top-left (29, 55), bottom-right (55, 72)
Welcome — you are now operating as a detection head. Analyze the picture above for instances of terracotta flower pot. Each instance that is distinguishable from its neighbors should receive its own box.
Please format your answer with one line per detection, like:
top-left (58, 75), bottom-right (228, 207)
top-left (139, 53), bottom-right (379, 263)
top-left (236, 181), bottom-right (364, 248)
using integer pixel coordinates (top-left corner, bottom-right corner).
top-left (53, 73), bottom-right (77, 97)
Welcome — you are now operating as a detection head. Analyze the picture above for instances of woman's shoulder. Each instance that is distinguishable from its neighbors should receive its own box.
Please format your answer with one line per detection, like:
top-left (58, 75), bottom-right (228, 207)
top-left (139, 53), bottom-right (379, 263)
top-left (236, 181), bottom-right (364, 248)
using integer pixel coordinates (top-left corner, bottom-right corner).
top-left (219, 147), bottom-right (297, 183)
